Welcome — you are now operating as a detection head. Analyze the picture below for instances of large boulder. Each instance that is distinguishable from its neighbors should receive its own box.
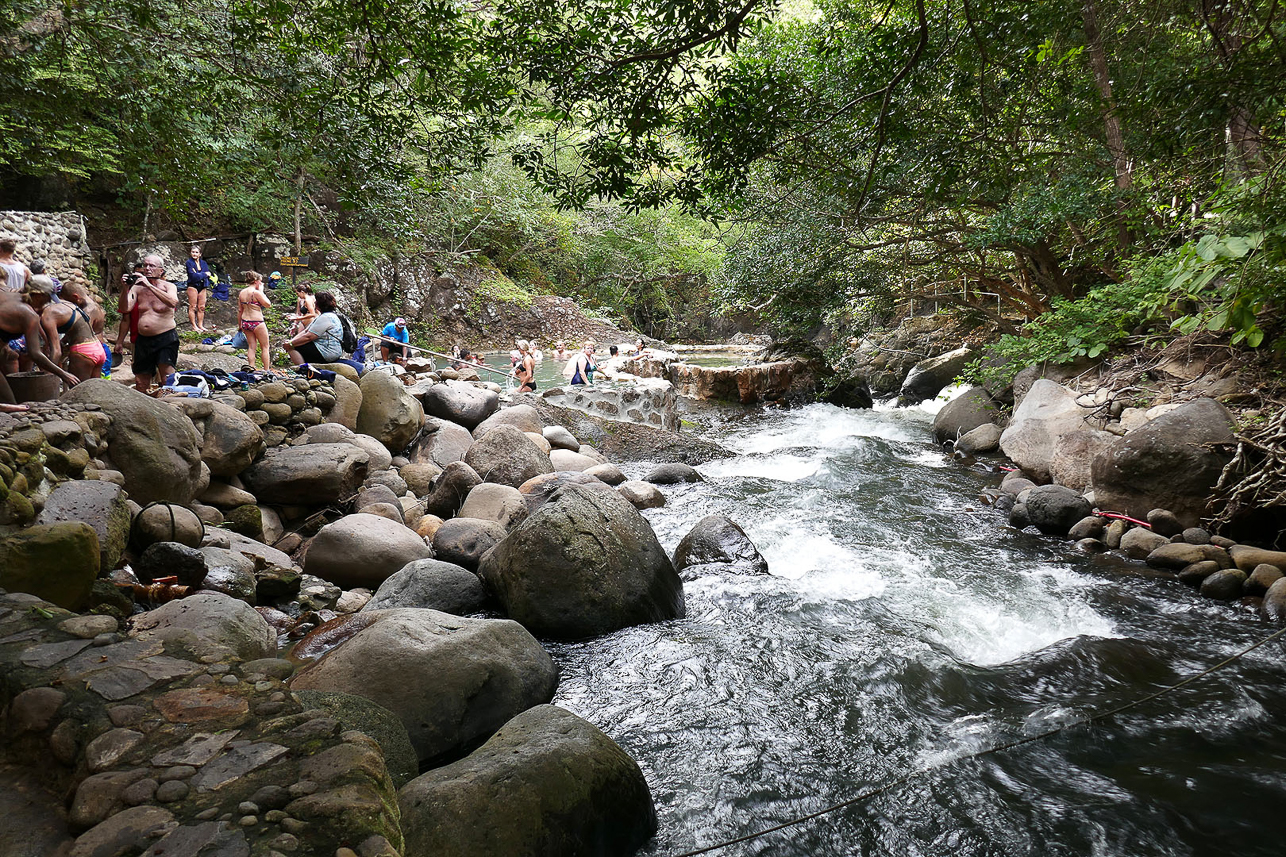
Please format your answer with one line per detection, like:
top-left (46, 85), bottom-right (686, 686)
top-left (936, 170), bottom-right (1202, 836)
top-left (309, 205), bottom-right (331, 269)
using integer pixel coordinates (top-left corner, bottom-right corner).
top-left (357, 370), bottom-right (425, 454)
top-left (472, 404), bottom-right (543, 439)
top-left (362, 558), bottom-right (489, 615)
top-left (478, 484), bottom-right (685, 640)
top-left (1049, 429), bottom-right (1115, 493)
top-left (999, 380), bottom-right (1094, 483)
top-left (457, 483), bottom-right (529, 530)
top-left (62, 379), bottom-right (203, 505)
top-left (899, 346), bottom-right (974, 405)
top-left (408, 417), bottom-right (475, 468)
top-left (0, 522), bottom-right (99, 610)
top-left (241, 443), bottom-right (369, 505)
top-left (170, 398), bottom-right (266, 477)
top-left (1022, 484), bottom-right (1093, 536)
top-left (420, 381), bottom-right (499, 431)
top-left (399, 705), bottom-right (656, 857)
top-left (304, 513), bottom-right (434, 589)
top-left (1090, 398), bottom-right (1236, 526)
top-left (289, 609), bottom-right (558, 764)
top-left (36, 480), bottom-right (131, 572)
top-left (323, 374), bottom-right (362, 430)
top-left (464, 426), bottom-right (553, 489)
top-left (673, 514), bottom-right (769, 578)
top-left (932, 386), bottom-right (1000, 443)
top-left (128, 591), bottom-right (276, 662)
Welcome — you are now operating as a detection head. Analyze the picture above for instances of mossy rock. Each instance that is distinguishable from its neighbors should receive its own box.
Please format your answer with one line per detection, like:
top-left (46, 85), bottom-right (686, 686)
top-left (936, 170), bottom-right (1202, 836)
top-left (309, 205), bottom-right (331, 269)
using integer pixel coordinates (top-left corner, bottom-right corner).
top-left (292, 690), bottom-right (419, 788)
top-left (223, 504), bottom-right (265, 541)
top-left (0, 522), bottom-right (100, 610)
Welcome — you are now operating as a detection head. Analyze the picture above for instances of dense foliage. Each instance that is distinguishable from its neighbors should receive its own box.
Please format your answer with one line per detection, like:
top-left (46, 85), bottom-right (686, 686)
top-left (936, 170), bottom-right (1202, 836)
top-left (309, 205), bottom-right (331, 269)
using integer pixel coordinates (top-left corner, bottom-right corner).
top-left (3, 0), bottom-right (1284, 350)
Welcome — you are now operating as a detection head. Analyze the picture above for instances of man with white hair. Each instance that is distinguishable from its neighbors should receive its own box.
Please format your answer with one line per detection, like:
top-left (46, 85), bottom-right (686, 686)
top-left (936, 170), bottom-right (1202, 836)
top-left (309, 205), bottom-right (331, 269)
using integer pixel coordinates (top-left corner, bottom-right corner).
top-left (123, 254), bottom-right (179, 393)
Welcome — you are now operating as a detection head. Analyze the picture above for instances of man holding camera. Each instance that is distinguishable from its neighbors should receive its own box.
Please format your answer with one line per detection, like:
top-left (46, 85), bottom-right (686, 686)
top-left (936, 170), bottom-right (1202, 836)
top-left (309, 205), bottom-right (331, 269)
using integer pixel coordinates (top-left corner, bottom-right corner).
top-left (122, 255), bottom-right (179, 394)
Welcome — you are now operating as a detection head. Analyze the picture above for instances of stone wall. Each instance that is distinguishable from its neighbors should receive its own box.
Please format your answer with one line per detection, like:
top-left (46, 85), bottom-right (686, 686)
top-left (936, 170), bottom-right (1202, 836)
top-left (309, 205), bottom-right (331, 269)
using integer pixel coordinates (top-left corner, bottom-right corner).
top-left (0, 210), bottom-right (94, 295)
top-left (540, 378), bottom-right (679, 432)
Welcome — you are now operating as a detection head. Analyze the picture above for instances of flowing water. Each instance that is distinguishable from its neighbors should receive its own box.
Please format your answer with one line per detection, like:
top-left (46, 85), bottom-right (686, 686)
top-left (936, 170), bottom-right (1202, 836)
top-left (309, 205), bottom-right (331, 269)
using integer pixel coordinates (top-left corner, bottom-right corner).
top-left (546, 399), bottom-right (1286, 857)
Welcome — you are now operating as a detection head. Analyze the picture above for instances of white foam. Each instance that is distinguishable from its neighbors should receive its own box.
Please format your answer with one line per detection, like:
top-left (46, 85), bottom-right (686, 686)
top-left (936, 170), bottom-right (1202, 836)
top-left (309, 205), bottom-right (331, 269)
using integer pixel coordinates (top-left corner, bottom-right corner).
top-left (700, 453), bottom-right (821, 482)
top-left (722, 403), bottom-right (925, 454)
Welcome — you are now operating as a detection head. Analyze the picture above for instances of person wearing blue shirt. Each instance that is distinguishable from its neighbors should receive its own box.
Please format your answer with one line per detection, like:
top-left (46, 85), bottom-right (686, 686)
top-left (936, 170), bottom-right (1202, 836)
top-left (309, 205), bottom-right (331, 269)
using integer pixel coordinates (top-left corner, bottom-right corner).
top-left (184, 245), bottom-right (212, 332)
top-left (380, 317), bottom-right (409, 363)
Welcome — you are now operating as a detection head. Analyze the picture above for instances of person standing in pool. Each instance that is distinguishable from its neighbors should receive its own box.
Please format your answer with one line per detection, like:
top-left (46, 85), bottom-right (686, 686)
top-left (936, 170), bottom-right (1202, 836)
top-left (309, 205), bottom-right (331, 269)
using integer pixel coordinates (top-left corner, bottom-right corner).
top-left (515, 340), bottom-right (537, 393)
top-left (237, 271), bottom-right (273, 371)
top-left (185, 245), bottom-right (212, 331)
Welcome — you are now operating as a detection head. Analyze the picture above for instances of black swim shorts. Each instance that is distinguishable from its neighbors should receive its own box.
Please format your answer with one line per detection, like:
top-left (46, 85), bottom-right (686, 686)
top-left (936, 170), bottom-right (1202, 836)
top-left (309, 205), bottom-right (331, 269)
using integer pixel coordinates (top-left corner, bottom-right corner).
top-left (132, 329), bottom-right (180, 376)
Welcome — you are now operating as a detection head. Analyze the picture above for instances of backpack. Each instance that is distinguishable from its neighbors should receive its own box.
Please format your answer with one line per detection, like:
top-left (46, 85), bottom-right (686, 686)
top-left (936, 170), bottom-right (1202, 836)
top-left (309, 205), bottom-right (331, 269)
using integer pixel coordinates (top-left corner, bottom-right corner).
top-left (337, 313), bottom-right (359, 354)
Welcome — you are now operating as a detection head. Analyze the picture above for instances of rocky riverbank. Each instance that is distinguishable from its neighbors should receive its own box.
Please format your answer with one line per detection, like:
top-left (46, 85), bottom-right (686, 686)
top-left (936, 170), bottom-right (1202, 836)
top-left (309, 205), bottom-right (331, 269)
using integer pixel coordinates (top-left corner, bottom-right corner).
top-left (931, 368), bottom-right (1286, 621)
top-left (0, 364), bottom-right (749, 856)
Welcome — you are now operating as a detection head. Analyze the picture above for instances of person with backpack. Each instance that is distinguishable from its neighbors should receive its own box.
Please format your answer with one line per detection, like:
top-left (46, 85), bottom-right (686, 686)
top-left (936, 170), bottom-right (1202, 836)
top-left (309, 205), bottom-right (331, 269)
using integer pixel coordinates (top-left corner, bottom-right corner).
top-left (286, 290), bottom-right (345, 365)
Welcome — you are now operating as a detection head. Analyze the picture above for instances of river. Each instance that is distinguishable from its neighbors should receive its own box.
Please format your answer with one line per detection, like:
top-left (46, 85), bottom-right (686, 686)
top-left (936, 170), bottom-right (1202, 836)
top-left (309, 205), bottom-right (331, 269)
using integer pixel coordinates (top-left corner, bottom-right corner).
top-left (541, 397), bottom-right (1286, 856)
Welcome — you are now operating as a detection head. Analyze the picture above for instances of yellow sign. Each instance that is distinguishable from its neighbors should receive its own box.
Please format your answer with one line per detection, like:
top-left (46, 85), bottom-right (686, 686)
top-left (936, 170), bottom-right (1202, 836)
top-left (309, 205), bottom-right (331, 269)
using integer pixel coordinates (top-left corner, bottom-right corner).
top-left (280, 256), bottom-right (308, 267)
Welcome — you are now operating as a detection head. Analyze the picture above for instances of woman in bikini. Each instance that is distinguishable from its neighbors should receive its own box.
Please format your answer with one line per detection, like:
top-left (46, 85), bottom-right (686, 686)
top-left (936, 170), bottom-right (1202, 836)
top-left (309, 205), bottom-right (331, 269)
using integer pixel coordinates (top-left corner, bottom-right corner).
top-left (27, 276), bottom-right (104, 382)
top-left (288, 283), bottom-right (317, 337)
top-left (59, 283), bottom-right (111, 378)
top-left (237, 271), bottom-right (273, 371)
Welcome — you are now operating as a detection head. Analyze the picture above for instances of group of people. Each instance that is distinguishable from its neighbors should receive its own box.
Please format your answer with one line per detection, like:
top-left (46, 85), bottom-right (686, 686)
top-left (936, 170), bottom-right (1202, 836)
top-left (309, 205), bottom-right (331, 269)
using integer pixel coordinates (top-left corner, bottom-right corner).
top-left (1, 238), bottom-right (112, 411)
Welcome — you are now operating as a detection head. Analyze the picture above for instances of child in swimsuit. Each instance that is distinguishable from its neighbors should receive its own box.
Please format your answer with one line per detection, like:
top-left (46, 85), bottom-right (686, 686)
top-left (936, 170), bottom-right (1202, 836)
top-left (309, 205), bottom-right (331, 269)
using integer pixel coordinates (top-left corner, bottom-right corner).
top-left (237, 271), bottom-right (273, 371)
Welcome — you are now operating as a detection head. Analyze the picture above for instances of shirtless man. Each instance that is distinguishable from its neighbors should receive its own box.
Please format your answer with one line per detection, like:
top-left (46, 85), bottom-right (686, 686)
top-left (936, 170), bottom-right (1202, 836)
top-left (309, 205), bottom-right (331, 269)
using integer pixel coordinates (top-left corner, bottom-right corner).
top-left (123, 255), bottom-right (179, 393)
top-left (0, 287), bottom-right (79, 410)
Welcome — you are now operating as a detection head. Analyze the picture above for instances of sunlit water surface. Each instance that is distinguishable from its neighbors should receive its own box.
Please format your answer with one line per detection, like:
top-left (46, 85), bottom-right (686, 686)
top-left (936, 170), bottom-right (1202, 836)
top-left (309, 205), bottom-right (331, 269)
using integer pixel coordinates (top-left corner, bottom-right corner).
top-left (546, 398), bottom-right (1286, 857)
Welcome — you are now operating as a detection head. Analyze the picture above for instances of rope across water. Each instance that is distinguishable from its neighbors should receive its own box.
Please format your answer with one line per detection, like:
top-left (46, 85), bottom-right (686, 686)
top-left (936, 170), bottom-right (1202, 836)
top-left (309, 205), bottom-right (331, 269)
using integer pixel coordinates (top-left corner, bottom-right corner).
top-left (672, 623), bottom-right (1286, 857)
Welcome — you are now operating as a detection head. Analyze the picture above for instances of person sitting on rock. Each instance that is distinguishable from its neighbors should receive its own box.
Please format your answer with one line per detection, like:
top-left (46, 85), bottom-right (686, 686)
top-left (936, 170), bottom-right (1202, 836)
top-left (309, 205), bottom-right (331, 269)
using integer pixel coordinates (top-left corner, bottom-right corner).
top-left (237, 271), bottom-right (273, 371)
top-left (286, 290), bottom-right (344, 365)
top-left (380, 317), bottom-right (410, 363)
top-left (0, 285), bottom-right (80, 408)
top-left (288, 282), bottom-right (317, 337)
top-left (29, 275), bottom-right (105, 382)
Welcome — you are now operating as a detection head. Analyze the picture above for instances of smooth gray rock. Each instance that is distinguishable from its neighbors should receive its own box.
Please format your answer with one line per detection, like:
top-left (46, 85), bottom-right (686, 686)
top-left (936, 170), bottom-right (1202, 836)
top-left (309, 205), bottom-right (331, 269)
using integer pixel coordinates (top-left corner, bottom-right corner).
top-left (128, 591), bottom-right (275, 662)
top-left (408, 416), bottom-right (476, 468)
top-left (62, 379), bottom-right (204, 505)
top-left (290, 609), bottom-right (557, 764)
top-left (457, 483), bottom-right (529, 530)
top-left (362, 559), bottom-right (489, 615)
top-left (431, 518), bottom-right (508, 571)
top-left (999, 380), bottom-right (1093, 484)
top-left (472, 404), bottom-right (543, 439)
top-left (617, 480), bottom-right (665, 510)
top-left (479, 484), bottom-right (684, 640)
top-left (673, 514), bottom-right (768, 578)
top-left (956, 423), bottom-right (1003, 455)
top-left (37, 480), bottom-right (131, 572)
top-left (1023, 485), bottom-right (1092, 536)
top-left (292, 689), bottom-right (419, 788)
top-left (932, 386), bottom-right (999, 442)
top-left (899, 346), bottom-right (974, 405)
top-left (304, 513), bottom-right (433, 589)
top-left (399, 705), bottom-right (655, 857)
top-left (1090, 398), bottom-right (1236, 527)
top-left (170, 397), bottom-right (266, 478)
top-left (241, 443), bottom-right (369, 505)
top-left (542, 425), bottom-right (580, 451)
top-left (422, 461), bottom-right (482, 519)
top-left (419, 381), bottom-right (499, 431)
top-left (357, 370), bottom-right (425, 454)
top-left (644, 462), bottom-right (702, 485)
top-left (464, 425), bottom-right (553, 489)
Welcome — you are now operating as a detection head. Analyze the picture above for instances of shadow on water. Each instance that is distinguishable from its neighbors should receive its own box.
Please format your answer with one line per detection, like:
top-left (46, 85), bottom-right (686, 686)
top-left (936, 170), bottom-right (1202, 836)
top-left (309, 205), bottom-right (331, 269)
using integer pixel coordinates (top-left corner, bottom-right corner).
top-left (547, 401), bottom-right (1286, 857)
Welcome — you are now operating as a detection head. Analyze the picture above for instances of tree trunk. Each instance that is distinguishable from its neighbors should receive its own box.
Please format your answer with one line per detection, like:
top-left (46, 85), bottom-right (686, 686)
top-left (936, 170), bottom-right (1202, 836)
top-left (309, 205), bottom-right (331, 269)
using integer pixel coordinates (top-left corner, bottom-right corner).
top-left (293, 170), bottom-right (304, 255)
top-left (1081, 0), bottom-right (1133, 248)
top-left (1200, 0), bottom-right (1267, 180)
